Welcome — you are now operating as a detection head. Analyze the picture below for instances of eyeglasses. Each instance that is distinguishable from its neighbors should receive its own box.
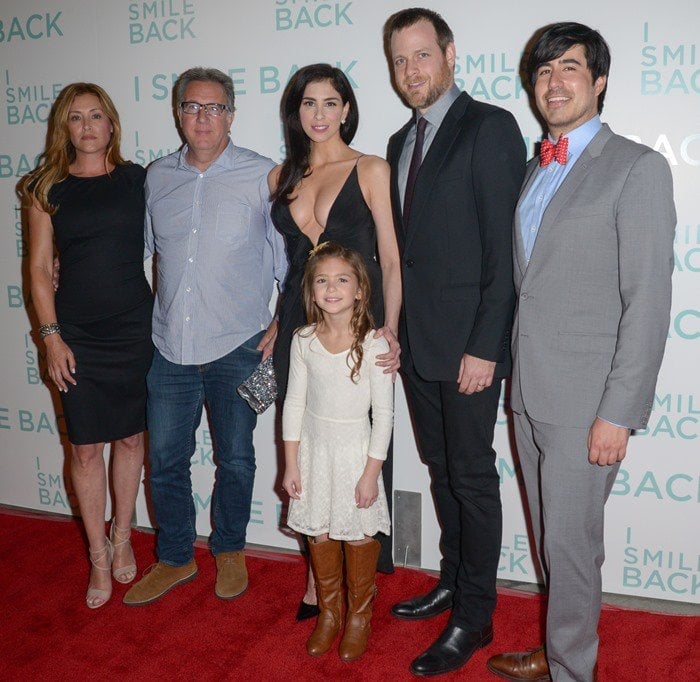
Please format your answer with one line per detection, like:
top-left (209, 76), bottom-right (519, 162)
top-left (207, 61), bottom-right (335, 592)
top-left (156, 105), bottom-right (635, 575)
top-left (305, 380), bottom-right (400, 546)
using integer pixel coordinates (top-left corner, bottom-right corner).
top-left (179, 101), bottom-right (231, 117)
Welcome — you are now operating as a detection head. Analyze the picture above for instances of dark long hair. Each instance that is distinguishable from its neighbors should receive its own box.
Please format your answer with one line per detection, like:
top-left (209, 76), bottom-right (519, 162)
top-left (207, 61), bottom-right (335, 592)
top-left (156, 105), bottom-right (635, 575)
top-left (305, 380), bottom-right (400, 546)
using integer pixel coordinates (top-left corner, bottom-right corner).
top-left (272, 64), bottom-right (359, 203)
top-left (301, 242), bottom-right (374, 383)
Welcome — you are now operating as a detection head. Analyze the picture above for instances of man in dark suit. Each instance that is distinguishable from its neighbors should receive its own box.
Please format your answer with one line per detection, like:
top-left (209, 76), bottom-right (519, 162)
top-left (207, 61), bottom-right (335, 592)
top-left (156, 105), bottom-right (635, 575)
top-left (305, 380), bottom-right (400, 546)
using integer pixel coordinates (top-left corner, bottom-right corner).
top-left (383, 8), bottom-right (525, 676)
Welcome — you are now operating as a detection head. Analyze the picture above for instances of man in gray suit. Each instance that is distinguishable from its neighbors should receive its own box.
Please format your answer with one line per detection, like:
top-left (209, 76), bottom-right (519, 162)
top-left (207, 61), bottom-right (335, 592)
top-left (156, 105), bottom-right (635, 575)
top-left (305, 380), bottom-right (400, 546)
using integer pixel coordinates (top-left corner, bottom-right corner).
top-left (487, 23), bottom-right (675, 682)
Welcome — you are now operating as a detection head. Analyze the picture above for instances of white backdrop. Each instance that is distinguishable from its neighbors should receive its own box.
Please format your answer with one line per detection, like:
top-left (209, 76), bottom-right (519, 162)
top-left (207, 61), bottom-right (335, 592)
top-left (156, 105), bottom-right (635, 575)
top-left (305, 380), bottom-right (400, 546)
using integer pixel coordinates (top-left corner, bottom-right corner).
top-left (0, 0), bottom-right (697, 604)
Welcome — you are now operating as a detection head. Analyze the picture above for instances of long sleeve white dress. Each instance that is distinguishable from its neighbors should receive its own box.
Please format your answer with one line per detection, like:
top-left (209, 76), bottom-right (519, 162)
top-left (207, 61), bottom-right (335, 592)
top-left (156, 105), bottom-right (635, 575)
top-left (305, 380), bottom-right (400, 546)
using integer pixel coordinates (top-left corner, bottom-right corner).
top-left (282, 326), bottom-right (393, 540)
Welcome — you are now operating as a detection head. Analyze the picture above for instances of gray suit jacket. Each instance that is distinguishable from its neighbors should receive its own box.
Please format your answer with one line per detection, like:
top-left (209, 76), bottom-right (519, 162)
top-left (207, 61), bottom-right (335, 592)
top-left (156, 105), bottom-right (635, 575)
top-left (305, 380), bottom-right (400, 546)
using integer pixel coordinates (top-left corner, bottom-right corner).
top-left (511, 124), bottom-right (675, 430)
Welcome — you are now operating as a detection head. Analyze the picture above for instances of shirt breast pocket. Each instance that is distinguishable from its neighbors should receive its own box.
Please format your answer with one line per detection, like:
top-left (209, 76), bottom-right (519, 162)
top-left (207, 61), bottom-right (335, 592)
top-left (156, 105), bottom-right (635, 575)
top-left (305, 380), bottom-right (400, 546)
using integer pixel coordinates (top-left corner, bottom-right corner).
top-left (215, 201), bottom-right (251, 248)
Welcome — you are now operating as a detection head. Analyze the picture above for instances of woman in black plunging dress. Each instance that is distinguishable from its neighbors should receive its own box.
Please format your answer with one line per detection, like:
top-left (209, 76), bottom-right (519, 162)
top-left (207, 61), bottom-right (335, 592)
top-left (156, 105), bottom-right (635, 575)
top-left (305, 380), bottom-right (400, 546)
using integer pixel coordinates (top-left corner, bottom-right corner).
top-left (268, 64), bottom-right (401, 619)
top-left (20, 83), bottom-right (152, 609)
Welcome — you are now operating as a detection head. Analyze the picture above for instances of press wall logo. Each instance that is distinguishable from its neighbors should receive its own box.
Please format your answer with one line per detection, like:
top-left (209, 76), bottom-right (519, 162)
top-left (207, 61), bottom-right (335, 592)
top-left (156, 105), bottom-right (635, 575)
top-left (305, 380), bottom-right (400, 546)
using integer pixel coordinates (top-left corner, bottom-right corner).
top-left (499, 532), bottom-right (533, 577)
top-left (258, 60), bottom-right (357, 94)
top-left (0, 150), bottom-right (41, 178)
top-left (0, 405), bottom-right (66, 437)
top-left (35, 455), bottom-right (77, 511)
top-left (623, 132), bottom-right (700, 167)
top-left (132, 130), bottom-right (179, 165)
top-left (640, 22), bottom-right (699, 96)
top-left (12, 203), bottom-right (26, 258)
top-left (674, 223), bottom-right (700, 276)
top-left (24, 332), bottom-right (50, 386)
top-left (132, 61), bottom-right (356, 101)
top-left (3, 70), bottom-right (63, 126)
top-left (132, 68), bottom-right (246, 102)
top-left (0, 11), bottom-right (63, 42)
top-left (668, 308), bottom-right (700, 341)
top-left (622, 527), bottom-right (699, 597)
top-left (636, 392), bottom-right (698, 440)
top-left (6, 283), bottom-right (27, 310)
top-left (456, 50), bottom-right (526, 103)
top-left (272, 0), bottom-right (353, 31)
top-left (611, 467), bottom-right (698, 503)
top-left (128, 0), bottom-right (196, 44)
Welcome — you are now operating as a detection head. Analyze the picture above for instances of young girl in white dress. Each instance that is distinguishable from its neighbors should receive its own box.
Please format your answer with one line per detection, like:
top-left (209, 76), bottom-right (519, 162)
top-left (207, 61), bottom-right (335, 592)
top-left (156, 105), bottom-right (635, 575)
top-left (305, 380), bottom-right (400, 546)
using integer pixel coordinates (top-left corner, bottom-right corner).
top-left (282, 241), bottom-right (393, 661)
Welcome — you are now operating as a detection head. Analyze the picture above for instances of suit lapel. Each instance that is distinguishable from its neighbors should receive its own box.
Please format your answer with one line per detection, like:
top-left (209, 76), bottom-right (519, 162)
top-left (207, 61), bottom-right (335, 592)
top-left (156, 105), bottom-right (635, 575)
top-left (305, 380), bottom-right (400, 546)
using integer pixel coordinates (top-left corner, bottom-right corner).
top-left (389, 119), bottom-right (412, 248)
top-left (403, 93), bottom-right (471, 251)
top-left (513, 159), bottom-right (539, 280)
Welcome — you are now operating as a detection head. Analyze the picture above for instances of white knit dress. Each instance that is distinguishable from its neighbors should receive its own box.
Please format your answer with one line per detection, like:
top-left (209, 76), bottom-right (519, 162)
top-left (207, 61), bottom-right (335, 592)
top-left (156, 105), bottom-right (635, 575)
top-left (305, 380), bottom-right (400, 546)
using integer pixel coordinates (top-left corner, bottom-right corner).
top-left (282, 326), bottom-right (393, 540)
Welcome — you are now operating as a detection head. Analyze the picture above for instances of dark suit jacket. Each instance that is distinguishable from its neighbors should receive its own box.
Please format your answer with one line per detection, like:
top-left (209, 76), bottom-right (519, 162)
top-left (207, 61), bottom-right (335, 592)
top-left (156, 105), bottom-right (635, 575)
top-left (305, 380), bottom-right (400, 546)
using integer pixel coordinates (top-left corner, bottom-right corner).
top-left (388, 92), bottom-right (525, 382)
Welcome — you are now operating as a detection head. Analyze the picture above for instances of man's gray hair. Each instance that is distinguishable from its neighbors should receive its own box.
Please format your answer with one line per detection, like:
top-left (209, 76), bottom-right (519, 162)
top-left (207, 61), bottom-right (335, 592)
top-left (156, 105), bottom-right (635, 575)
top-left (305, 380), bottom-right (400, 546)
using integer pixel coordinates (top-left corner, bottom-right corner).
top-left (175, 67), bottom-right (236, 111)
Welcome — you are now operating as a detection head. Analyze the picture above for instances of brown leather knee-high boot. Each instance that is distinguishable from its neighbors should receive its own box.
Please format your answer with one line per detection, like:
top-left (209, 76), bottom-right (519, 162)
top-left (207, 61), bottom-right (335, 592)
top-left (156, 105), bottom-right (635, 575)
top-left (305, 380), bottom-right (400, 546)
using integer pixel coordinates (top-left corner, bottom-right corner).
top-left (338, 538), bottom-right (380, 661)
top-left (306, 538), bottom-right (344, 656)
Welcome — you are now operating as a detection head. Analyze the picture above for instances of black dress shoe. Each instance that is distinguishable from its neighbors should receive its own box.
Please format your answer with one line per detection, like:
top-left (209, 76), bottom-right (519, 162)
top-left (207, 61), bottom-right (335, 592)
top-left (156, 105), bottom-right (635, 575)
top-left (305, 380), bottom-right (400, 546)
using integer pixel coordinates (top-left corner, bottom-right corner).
top-left (409, 622), bottom-right (494, 676)
top-left (295, 599), bottom-right (320, 621)
top-left (391, 586), bottom-right (454, 620)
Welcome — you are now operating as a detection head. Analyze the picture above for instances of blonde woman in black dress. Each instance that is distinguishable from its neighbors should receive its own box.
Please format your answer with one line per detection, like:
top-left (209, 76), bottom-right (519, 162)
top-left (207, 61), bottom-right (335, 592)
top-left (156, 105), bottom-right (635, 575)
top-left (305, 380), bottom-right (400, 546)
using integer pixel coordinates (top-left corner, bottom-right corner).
top-left (21, 83), bottom-right (152, 609)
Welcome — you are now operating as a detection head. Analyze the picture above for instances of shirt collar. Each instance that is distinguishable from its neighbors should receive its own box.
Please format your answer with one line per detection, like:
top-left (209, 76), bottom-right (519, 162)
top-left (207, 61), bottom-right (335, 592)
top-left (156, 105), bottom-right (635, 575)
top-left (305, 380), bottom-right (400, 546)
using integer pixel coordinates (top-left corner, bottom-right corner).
top-left (417, 83), bottom-right (460, 129)
top-left (549, 115), bottom-right (602, 160)
top-left (177, 137), bottom-right (236, 172)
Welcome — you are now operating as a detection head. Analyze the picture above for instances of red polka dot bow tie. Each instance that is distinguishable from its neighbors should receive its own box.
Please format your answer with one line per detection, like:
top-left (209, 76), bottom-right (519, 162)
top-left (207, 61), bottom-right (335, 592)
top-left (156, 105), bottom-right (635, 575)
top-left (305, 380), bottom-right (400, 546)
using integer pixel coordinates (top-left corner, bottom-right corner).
top-left (540, 136), bottom-right (569, 166)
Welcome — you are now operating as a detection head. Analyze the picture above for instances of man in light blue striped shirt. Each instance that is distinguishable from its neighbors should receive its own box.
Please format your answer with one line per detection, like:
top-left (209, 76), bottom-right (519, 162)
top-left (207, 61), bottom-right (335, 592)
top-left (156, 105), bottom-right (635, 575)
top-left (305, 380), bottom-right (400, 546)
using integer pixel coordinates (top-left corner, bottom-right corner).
top-left (124, 67), bottom-right (288, 606)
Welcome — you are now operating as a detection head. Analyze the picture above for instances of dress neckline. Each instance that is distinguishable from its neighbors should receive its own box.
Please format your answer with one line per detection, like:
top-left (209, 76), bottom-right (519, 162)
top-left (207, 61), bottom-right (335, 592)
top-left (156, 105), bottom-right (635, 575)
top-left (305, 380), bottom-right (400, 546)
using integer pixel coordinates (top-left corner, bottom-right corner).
top-left (286, 162), bottom-right (361, 248)
top-left (311, 329), bottom-right (352, 356)
top-left (68, 165), bottom-right (119, 180)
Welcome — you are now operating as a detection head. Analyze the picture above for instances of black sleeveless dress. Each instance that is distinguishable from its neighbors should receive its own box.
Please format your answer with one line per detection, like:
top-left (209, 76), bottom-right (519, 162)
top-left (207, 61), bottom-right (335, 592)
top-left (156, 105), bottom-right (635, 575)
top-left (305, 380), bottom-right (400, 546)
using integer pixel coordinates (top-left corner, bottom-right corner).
top-left (271, 164), bottom-right (384, 400)
top-left (271, 162), bottom-right (394, 570)
top-left (48, 163), bottom-right (153, 445)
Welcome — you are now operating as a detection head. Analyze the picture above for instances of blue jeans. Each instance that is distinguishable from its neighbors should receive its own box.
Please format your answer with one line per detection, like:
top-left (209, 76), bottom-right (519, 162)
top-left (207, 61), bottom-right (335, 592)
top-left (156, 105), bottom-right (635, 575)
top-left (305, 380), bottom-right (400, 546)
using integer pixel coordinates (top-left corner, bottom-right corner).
top-left (146, 331), bottom-right (264, 566)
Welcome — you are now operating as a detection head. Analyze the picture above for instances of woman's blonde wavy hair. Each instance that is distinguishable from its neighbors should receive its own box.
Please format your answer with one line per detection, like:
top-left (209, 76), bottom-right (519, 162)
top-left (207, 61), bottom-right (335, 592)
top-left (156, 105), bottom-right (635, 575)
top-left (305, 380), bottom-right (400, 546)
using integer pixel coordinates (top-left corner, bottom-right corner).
top-left (301, 242), bottom-right (374, 383)
top-left (17, 82), bottom-right (127, 213)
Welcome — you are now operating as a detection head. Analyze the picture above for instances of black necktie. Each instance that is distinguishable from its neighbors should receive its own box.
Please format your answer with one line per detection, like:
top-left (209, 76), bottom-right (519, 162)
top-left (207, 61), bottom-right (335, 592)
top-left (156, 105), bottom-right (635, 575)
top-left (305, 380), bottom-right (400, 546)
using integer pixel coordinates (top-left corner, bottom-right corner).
top-left (403, 116), bottom-right (427, 227)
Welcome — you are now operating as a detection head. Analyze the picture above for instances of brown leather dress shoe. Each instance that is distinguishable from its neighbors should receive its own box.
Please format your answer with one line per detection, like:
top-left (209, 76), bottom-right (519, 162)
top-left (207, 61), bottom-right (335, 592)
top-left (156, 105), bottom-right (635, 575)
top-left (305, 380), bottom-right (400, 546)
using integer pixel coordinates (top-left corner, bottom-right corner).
top-left (123, 560), bottom-right (198, 606)
top-left (215, 551), bottom-right (248, 599)
top-left (486, 646), bottom-right (551, 681)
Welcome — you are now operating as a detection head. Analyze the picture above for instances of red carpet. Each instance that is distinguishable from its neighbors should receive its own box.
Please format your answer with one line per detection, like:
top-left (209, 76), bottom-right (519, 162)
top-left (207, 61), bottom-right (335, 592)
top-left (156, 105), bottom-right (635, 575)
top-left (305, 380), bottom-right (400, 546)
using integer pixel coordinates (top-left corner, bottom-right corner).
top-left (1, 509), bottom-right (696, 680)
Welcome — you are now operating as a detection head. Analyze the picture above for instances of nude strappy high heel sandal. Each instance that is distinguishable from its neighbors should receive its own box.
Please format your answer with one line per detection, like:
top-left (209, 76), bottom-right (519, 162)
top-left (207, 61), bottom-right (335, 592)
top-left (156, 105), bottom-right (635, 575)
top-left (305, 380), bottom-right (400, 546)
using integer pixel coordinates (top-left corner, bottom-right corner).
top-left (86, 538), bottom-right (114, 609)
top-left (110, 520), bottom-right (137, 584)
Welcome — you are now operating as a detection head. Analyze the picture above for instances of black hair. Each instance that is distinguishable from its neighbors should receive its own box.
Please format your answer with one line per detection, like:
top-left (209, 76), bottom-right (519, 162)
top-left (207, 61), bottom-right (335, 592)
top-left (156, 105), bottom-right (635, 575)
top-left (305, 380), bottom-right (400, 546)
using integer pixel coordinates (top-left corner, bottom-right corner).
top-left (527, 22), bottom-right (611, 113)
top-left (272, 64), bottom-right (359, 203)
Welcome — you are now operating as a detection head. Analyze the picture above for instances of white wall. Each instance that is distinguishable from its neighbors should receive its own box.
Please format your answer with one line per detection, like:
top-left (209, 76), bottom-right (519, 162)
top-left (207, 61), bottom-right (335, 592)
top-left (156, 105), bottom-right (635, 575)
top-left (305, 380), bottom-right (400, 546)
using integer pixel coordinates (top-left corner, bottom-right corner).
top-left (0, 0), bottom-right (697, 603)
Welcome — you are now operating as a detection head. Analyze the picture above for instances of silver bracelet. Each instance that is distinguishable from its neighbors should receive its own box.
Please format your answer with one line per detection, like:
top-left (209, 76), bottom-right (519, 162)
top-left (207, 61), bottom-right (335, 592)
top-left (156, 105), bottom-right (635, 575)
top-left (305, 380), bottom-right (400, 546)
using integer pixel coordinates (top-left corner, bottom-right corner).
top-left (39, 322), bottom-right (61, 339)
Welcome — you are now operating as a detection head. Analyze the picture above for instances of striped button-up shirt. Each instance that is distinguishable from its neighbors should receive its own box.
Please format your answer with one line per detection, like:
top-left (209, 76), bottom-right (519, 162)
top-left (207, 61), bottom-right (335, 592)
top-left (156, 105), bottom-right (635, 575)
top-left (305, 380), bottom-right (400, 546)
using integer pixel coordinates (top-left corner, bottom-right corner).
top-left (145, 140), bottom-right (288, 365)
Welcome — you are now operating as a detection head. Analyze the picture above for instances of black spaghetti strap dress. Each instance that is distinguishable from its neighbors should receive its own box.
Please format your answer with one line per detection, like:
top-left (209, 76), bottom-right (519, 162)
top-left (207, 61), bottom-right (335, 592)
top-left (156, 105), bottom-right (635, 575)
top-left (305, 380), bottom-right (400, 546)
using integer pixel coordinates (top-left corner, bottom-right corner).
top-left (271, 162), bottom-right (394, 571)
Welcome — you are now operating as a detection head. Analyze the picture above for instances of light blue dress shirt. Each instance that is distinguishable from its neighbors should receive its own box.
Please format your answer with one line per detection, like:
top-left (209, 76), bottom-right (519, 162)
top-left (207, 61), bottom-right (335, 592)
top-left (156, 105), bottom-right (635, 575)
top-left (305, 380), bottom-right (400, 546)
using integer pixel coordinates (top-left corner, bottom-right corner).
top-left (519, 115), bottom-right (602, 262)
top-left (145, 140), bottom-right (288, 365)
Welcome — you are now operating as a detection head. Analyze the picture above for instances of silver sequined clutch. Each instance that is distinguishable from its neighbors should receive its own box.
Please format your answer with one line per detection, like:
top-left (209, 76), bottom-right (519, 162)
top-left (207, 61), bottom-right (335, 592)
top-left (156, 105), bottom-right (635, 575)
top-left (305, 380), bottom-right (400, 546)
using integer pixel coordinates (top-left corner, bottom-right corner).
top-left (237, 356), bottom-right (277, 414)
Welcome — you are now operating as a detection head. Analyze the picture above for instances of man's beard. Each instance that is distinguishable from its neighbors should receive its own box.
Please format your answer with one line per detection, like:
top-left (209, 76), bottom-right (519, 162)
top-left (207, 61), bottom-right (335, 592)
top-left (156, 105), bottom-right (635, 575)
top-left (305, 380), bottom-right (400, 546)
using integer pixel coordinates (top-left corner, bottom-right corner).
top-left (404, 65), bottom-right (453, 109)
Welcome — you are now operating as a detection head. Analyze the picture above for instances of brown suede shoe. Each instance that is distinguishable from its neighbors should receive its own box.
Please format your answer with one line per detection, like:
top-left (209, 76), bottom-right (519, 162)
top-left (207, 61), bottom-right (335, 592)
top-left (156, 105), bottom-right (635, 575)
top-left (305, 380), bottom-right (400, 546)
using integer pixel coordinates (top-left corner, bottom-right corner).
top-left (487, 646), bottom-right (551, 681)
top-left (215, 551), bottom-right (248, 599)
top-left (123, 560), bottom-right (198, 606)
